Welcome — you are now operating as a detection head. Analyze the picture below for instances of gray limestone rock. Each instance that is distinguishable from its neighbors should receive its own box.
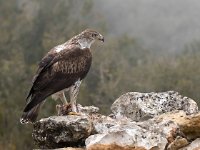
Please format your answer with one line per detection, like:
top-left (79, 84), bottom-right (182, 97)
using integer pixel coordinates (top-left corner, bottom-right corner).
top-left (111, 91), bottom-right (198, 121)
top-left (32, 115), bottom-right (94, 149)
top-left (86, 115), bottom-right (184, 150)
top-left (77, 105), bottom-right (99, 115)
top-left (32, 91), bottom-right (200, 150)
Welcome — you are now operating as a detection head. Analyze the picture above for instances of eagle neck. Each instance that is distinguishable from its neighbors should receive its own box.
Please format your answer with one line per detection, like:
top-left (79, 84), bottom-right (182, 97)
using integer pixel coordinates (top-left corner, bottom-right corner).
top-left (78, 39), bottom-right (94, 49)
top-left (67, 36), bottom-right (94, 50)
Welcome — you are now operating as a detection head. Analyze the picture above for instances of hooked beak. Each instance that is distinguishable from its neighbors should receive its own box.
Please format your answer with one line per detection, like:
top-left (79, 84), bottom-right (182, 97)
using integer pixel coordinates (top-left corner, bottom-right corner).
top-left (98, 34), bottom-right (104, 42)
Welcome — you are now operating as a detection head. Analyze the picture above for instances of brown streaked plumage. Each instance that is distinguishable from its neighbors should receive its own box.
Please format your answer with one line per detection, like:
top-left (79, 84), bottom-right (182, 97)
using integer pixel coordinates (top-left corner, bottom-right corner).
top-left (20, 29), bottom-right (104, 123)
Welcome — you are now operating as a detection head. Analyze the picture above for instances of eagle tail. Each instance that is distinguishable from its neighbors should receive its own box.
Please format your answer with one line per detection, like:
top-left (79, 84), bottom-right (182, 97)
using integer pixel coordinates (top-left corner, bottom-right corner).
top-left (21, 91), bottom-right (48, 124)
top-left (20, 103), bottom-right (42, 124)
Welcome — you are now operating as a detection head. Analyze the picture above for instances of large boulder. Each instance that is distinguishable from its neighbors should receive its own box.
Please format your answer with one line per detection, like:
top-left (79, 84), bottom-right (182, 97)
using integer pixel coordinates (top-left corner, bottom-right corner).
top-left (32, 91), bottom-right (200, 150)
top-left (33, 115), bottom-right (94, 149)
top-left (111, 91), bottom-right (198, 121)
top-left (86, 112), bottom-right (187, 150)
top-left (86, 111), bottom-right (200, 149)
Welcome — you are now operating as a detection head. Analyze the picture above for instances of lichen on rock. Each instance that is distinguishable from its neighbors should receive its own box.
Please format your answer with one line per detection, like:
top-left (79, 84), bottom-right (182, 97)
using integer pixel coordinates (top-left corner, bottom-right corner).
top-left (33, 115), bottom-right (94, 149)
top-left (111, 91), bottom-right (198, 121)
top-left (32, 91), bottom-right (200, 150)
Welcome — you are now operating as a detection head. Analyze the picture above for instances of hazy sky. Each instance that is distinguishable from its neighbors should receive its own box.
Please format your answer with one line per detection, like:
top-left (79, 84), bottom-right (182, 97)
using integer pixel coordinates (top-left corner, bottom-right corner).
top-left (94, 0), bottom-right (200, 52)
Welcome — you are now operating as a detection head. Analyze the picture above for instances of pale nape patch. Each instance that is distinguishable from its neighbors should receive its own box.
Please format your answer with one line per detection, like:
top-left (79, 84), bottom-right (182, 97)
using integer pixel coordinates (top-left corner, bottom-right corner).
top-left (54, 43), bottom-right (74, 53)
top-left (55, 44), bottom-right (66, 52)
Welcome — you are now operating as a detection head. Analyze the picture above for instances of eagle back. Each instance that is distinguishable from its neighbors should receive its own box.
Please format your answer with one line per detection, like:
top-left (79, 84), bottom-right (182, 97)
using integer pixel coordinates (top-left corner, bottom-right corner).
top-left (51, 47), bottom-right (92, 79)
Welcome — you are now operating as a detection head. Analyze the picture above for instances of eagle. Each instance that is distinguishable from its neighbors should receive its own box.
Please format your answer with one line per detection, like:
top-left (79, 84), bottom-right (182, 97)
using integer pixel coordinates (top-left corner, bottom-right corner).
top-left (20, 29), bottom-right (104, 124)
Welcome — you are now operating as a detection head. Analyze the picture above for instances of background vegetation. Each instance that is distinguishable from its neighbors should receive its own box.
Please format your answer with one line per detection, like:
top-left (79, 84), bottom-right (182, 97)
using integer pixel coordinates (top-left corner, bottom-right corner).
top-left (0, 0), bottom-right (199, 149)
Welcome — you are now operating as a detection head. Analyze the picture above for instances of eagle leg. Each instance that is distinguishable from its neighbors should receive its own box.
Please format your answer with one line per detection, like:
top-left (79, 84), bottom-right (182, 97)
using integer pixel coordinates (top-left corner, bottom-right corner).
top-left (61, 91), bottom-right (68, 104)
top-left (69, 79), bottom-right (82, 113)
top-left (52, 91), bottom-right (69, 115)
top-left (52, 91), bottom-right (68, 104)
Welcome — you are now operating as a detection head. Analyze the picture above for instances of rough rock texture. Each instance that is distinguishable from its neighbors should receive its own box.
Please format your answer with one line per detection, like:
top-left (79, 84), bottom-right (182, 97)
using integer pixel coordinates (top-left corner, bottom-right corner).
top-left (111, 91), bottom-right (198, 121)
top-left (53, 148), bottom-right (84, 150)
top-left (180, 138), bottom-right (200, 150)
top-left (87, 144), bottom-right (146, 150)
top-left (86, 114), bottom-right (186, 150)
top-left (32, 91), bottom-right (200, 150)
top-left (56, 105), bottom-right (99, 116)
top-left (33, 115), bottom-right (94, 148)
top-left (157, 111), bottom-right (200, 140)
top-left (77, 105), bottom-right (99, 114)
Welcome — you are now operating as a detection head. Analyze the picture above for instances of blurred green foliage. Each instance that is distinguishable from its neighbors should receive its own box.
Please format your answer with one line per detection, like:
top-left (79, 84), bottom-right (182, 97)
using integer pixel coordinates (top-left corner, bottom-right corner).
top-left (0, 0), bottom-right (199, 149)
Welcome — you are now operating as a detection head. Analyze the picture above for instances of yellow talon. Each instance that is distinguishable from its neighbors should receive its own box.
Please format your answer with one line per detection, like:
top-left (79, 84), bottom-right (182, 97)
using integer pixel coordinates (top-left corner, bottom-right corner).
top-left (68, 112), bottom-right (81, 116)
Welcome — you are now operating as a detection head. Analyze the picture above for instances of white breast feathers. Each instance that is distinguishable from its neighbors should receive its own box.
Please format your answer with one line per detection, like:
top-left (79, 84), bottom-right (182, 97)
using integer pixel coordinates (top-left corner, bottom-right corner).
top-left (78, 39), bottom-right (94, 49)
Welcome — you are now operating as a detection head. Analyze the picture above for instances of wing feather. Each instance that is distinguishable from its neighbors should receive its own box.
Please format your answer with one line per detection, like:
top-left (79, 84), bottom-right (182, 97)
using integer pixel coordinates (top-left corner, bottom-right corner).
top-left (26, 50), bottom-right (56, 101)
top-left (25, 46), bottom-right (92, 110)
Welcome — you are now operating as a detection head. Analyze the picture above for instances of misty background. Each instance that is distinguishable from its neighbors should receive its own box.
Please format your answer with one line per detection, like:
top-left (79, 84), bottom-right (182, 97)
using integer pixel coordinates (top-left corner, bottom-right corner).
top-left (95, 0), bottom-right (200, 52)
top-left (0, 0), bottom-right (200, 149)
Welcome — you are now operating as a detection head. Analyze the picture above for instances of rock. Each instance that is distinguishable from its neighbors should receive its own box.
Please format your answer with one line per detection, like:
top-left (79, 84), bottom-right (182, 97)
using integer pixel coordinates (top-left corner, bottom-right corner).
top-left (56, 104), bottom-right (99, 116)
top-left (180, 138), bottom-right (200, 150)
top-left (53, 148), bottom-right (84, 150)
top-left (32, 115), bottom-right (94, 149)
top-left (111, 91), bottom-right (198, 121)
top-left (167, 137), bottom-right (189, 150)
top-left (86, 114), bottom-right (185, 150)
top-left (87, 144), bottom-right (146, 150)
top-left (32, 91), bottom-right (200, 150)
top-left (157, 111), bottom-right (200, 140)
top-left (77, 105), bottom-right (99, 115)
top-left (86, 111), bottom-right (200, 150)
top-left (92, 115), bottom-right (120, 134)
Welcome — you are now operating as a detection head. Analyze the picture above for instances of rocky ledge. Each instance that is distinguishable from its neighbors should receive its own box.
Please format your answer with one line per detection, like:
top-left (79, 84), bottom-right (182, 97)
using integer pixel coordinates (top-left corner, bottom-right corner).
top-left (32, 91), bottom-right (200, 150)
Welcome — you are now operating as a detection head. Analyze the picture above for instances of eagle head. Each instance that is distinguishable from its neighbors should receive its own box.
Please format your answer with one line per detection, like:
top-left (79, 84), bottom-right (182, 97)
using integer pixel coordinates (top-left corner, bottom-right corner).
top-left (81, 29), bottom-right (104, 42)
top-left (75, 29), bottom-right (104, 49)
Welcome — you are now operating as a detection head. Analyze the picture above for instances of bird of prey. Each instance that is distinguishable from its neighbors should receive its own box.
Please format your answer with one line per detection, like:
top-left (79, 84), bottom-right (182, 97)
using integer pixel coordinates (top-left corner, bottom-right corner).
top-left (20, 29), bottom-right (104, 124)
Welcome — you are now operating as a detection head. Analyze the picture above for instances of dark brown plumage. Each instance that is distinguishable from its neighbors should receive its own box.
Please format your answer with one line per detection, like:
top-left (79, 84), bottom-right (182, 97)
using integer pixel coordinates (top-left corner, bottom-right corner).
top-left (21, 29), bottom-right (104, 123)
